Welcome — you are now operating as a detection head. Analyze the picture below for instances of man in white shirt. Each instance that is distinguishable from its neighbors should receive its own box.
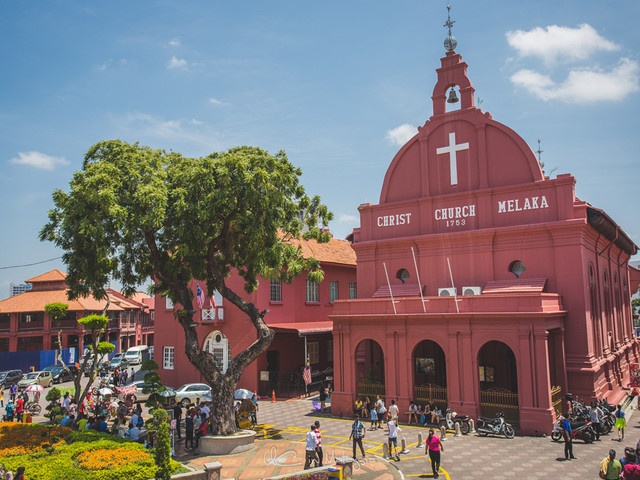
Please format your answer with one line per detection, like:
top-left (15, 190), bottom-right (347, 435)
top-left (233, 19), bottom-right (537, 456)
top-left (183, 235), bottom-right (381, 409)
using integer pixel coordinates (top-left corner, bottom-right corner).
top-left (304, 424), bottom-right (319, 470)
top-left (201, 402), bottom-right (210, 419)
top-left (388, 399), bottom-right (399, 424)
top-left (388, 415), bottom-right (400, 461)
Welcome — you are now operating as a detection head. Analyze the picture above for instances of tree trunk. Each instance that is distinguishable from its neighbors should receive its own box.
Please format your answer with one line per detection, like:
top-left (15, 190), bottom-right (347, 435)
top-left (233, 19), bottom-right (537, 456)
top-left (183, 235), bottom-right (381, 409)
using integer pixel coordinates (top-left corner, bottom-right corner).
top-left (209, 377), bottom-right (237, 436)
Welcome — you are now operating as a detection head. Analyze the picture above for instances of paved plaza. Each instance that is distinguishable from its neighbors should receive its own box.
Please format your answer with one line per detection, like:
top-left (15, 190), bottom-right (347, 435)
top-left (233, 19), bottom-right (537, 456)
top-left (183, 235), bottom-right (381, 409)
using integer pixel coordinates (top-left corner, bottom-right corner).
top-left (175, 395), bottom-right (640, 479)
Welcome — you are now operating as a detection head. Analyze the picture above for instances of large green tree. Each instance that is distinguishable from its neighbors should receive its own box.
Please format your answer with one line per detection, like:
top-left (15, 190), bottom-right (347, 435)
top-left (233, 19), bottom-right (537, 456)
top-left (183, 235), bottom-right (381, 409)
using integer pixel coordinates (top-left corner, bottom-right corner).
top-left (40, 140), bottom-right (332, 434)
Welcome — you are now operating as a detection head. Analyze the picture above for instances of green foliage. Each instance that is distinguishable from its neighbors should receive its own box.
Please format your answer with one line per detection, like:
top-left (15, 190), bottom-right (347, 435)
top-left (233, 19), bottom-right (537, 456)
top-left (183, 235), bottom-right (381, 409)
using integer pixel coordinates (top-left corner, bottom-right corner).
top-left (365, 368), bottom-right (381, 384)
top-left (46, 386), bottom-right (62, 403)
top-left (97, 341), bottom-right (115, 355)
top-left (40, 140), bottom-right (332, 303)
top-left (1, 427), bottom-right (183, 480)
top-left (632, 297), bottom-right (640, 316)
top-left (140, 359), bottom-right (159, 372)
top-left (44, 302), bottom-right (69, 322)
top-left (78, 314), bottom-right (109, 331)
top-left (153, 422), bottom-right (172, 480)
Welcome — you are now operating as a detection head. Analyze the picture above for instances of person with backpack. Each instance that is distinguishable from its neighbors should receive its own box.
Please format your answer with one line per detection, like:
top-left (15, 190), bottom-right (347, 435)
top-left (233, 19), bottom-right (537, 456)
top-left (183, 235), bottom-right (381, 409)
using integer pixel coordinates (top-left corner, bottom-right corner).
top-left (350, 414), bottom-right (366, 460)
top-left (375, 396), bottom-right (386, 430)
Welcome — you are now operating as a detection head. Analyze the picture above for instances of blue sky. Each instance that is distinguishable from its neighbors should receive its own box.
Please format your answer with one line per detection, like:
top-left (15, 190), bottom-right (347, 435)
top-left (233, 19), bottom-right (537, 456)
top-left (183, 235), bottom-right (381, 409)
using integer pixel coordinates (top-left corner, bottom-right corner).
top-left (1, 1), bottom-right (639, 294)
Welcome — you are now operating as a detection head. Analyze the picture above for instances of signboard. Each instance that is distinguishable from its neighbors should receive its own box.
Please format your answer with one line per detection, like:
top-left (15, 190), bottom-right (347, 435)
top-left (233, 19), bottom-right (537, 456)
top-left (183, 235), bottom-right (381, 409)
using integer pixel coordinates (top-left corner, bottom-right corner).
top-left (260, 370), bottom-right (270, 381)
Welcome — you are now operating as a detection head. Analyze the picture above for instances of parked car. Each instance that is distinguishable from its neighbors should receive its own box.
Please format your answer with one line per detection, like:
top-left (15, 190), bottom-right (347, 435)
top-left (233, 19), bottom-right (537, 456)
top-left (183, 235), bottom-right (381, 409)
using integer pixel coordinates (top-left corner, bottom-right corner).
top-left (42, 365), bottom-right (79, 384)
top-left (109, 354), bottom-right (130, 370)
top-left (128, 380), bottom-right (176, 405)
top-left (175, 383), bottom-right (212, 408)
top-left (17, 370), bottom-right (53, 389)
top-left (0, 370), bottom-right (24, 389)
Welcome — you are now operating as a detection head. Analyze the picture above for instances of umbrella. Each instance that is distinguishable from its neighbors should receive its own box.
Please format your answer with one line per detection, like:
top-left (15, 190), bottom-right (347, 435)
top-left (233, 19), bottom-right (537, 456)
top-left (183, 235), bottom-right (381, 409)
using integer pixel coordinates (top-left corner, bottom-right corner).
top-left (98, 387), bottom-right (113, 395)
top-left (234, 389), bottom-right (253, 400)
top-left (312, 402), bottom-right (322, 411)
top-left (24, 385), bottom-right (44, 392)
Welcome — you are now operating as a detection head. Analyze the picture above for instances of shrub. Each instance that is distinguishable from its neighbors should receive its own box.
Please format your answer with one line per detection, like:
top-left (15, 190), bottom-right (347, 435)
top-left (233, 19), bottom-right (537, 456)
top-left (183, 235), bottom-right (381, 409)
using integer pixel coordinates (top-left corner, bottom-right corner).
top-left (154, 421), bottom-right (172, 480)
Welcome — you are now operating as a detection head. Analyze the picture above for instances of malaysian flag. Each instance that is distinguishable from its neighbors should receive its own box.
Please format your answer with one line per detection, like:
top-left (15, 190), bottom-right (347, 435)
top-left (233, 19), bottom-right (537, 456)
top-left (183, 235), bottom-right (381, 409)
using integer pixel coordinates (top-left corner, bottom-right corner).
top-left (303, 355), bottom-right (312, 385)
top-left (196, 284), bottom-right (205, 309)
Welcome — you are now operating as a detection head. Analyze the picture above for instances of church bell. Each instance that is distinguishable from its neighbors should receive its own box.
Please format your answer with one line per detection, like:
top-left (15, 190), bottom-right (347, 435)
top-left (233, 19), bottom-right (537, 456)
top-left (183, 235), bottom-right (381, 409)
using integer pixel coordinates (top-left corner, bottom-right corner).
top-left (447, 88), bottom-right (459, 104)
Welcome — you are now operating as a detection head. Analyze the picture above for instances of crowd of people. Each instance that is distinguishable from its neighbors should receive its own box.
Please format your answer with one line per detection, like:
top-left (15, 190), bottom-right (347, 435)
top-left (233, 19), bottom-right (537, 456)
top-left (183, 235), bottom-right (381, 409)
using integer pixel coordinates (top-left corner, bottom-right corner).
top-left (353, 395), bottom-right (443, 429)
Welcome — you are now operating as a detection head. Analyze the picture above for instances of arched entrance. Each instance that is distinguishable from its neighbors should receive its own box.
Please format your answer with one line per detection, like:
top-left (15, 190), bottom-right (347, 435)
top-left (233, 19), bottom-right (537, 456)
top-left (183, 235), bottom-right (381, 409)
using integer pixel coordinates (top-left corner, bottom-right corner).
top-left (354, 339), bottom-right (385, 400)
top-left (412, 340), bottom-right (447, 408)
top-left (478, 340), bottom-right (519, 425)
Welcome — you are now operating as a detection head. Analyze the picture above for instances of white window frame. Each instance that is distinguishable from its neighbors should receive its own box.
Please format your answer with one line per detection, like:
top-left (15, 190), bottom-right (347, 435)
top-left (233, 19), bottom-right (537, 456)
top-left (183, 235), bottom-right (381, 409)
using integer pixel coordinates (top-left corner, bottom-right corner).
top-left (306, 279), bottom-right (319, 303)
top-left (308, 341), bottom-right (319, 364)
top-left (163, 346), bottom-right (174, 370)
top-left (270, 278), bottom-right (282, 302)
top-left (165, 297), bottom-right (174, 309)
top-left (349, 282), bottom-right (357, 299)
top-left (329, 281), bottom-right (339, 303)
top-left (203, 330), bottom-right (230, 373)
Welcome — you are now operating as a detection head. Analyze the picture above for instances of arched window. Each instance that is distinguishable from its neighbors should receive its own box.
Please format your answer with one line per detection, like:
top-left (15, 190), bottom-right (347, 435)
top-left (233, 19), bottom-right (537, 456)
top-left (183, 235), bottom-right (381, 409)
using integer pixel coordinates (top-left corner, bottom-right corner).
top-left (203, 330), bottom-right (230, 373)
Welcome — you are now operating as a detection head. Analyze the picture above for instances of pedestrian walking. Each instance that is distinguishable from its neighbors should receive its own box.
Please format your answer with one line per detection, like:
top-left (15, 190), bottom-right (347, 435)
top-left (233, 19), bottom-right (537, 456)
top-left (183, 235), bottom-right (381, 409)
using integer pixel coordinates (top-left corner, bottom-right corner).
top-left (350, 414), bottom-right (366, 460)
top-left (173, 403), bottom-right (182, 438)
top-left (615, 405), bottom-right (626, 442)
top-left (388, 399), bottom-right (399, 424)
top-left (600, 449), bottom-right (622, 480)
top-left (185, 409), bottom-right (194, 449)
top-left (376, 395), bottom-right (386, 429)
top-left (9, 384), bottom-right (17, 403)
top-left (319, 385), bottom-right (327, 412)
top-left (387, 414), bottom-right (400, 461)
top-left (15, 397), bottom-right (24, 423)
top-left (369, 407), bottom-right (377, 430)
top-left (304, 424), bottom-right (319, 470)
top-left (314, 420), bottom-right (323, 466)
top-left (561, 414), bottom-right (575, 460)
top-left (426, 428), bottom-right (444, 479)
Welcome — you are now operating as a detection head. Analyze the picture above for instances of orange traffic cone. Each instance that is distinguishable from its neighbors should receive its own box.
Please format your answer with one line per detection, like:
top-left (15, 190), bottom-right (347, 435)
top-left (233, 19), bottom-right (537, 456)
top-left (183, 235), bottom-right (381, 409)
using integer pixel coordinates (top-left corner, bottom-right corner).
top-left (271, 390), bottom-right (276, 403)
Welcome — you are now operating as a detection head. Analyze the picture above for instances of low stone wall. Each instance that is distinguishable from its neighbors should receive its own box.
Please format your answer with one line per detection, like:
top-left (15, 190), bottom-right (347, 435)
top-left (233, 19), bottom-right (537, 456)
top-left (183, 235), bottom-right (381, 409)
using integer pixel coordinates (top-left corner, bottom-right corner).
top-left (197, 429), bottom-right (256, 455)
top-left (263, 457), bottom-right (353, 480)
top-left (172, 462), bottom-right (222, 480)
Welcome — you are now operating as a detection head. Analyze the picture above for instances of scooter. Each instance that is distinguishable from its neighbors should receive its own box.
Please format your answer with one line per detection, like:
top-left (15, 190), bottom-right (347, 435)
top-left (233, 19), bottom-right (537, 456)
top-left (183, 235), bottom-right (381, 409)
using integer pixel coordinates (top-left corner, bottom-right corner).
top-left (476, 411), bottom-right (515, 439)
top-left (438, 408), bottom-right (471, 434)
top-left (551, 417), bottom-right (595, 443)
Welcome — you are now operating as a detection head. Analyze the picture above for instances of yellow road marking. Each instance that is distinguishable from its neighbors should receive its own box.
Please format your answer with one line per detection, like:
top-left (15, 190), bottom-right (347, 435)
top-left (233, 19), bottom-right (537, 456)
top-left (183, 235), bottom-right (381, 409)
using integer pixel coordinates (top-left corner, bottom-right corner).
top-left (406, 467), bottom-right (451, 480)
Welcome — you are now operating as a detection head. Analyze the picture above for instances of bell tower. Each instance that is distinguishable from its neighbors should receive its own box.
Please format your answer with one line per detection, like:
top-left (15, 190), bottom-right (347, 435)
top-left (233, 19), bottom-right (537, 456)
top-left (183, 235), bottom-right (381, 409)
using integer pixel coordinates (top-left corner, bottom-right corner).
top-left (431, 5), bottom-right (475, 116)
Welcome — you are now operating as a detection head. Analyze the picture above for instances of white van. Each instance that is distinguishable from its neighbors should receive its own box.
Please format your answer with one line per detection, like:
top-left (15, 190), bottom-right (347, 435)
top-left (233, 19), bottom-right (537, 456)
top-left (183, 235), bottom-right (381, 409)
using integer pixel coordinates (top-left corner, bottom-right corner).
top-left (124, 345), bottom-right (150, 365)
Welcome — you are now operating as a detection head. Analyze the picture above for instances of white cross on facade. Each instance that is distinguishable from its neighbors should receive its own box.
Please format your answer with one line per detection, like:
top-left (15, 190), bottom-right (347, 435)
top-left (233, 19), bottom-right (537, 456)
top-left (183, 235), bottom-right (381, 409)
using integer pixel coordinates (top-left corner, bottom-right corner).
top-left (436, 132), bottom-right (469, 185)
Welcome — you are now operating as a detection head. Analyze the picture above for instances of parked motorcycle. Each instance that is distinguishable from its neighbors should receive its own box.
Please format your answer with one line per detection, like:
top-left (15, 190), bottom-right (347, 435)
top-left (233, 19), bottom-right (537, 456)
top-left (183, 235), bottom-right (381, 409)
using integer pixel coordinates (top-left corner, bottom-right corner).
top-left (476, 411), bottom-right (515, 439)
top-left (551, 417), bottom-right (595, 443)
top-left (439, 409), bottom-right (471, 434)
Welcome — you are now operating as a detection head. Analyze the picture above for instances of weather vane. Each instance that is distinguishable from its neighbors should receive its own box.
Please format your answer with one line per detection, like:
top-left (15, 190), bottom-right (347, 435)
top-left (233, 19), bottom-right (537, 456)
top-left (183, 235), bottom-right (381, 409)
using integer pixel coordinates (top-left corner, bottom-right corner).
top-left (444, 4), bottom-right (457, 52)
top-left (537, 139), bottom-right (544, 169)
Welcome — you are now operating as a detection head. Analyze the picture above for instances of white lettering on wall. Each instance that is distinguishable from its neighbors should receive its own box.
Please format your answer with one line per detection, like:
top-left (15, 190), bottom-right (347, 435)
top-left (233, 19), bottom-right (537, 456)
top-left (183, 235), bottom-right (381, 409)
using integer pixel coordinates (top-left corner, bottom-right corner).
top-left (377, 213), bottom-right (412, 228)
top-left (434, 204), bottom-right (476, 221)
top-left (497, 195), bottom-right (549, 214)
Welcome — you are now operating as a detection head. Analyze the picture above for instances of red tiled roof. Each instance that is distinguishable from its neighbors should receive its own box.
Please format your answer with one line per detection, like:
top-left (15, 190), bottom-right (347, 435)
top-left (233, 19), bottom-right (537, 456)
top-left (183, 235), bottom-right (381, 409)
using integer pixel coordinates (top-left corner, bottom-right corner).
top-left (0, 289), bottom-right (123, 313)
top-left (286, 236), bottom-right (356, 266)
top-left (267, 321), bottom-right (333, 334)
top-left (373, 284), bottom-right (423, 298)
top-left (25, 269), bottom-right (67, 283)
top-left (483, 278), bottom-right (547, 294)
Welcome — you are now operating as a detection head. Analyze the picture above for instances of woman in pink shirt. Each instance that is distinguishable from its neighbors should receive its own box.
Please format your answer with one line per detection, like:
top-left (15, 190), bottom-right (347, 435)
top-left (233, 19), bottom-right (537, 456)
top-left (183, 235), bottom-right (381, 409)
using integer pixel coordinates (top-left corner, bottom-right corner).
top-left (425, 428), bottom-right (444, 479)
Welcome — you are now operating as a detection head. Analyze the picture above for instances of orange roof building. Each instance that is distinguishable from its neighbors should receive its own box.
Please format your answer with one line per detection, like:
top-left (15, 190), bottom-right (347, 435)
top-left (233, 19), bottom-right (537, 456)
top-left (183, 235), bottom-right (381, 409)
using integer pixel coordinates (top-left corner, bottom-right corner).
top-left (154, 235), bottom-right (356, 395)
top-left (0, 269), bottom-right (154, 363)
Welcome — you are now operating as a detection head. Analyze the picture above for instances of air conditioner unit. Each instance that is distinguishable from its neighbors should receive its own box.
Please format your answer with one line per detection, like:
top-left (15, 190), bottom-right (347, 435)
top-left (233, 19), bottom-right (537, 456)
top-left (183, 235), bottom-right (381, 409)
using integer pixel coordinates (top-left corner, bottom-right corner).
top-left (438, 287), bottom-right (457, 297)
top-left (462, 286), bottom-right (482, 296)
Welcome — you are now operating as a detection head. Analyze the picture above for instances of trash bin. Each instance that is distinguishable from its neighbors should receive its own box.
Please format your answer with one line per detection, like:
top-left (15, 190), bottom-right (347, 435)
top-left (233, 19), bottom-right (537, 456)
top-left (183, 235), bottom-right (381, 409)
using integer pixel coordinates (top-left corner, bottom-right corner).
top-left (24, 413), bottom-right (32, 424)
top-left (328, 466), bottom-right (343, 480)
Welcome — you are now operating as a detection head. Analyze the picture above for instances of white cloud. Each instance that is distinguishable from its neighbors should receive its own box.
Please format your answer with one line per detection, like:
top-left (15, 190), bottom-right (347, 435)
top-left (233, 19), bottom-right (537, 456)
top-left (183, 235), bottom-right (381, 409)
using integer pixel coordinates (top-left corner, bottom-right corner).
top-left (337, 214), bottom-right (358, 223)
top-left (114, 112), bottom-right (223, 152)
top-left (511, 58), bottom-right (640, 103)
top-left (506, 24), bottom-right (619, 64)
top-left (168, 38), bottom-right (180, 47)
top-left (386, 124), bottom-right (417, 146)
top-left (208, 97), bottom-right (229, 106)
top-left (167, 56), bottom-right (188, 70)
top-left (9, 151), bottom-right (70, 170)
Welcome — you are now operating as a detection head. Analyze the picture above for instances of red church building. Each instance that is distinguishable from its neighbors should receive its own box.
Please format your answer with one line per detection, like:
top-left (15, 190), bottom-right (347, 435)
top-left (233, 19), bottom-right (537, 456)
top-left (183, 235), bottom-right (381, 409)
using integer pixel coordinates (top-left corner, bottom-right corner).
top-left (330, 33), bottom-right (640, 434)
top-left (154, 236), bottom-right (356, 397)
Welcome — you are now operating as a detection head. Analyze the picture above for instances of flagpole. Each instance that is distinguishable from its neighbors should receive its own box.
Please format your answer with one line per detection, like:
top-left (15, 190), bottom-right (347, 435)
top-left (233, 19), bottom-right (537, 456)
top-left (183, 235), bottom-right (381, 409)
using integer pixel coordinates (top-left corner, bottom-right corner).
top-left (383, 262), bottom-right (398, 315)
top-left (411, 247), bottom-right (427, 313)
top-left (446, 257), bottom-right (461, 314)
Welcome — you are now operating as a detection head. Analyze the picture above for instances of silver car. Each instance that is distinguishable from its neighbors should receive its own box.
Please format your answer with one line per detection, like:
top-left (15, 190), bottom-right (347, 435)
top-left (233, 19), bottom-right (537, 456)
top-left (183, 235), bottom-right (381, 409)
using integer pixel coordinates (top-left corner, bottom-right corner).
top-left (175, 383), bottom-right (212, 408)
top-left (128, 380), bottom-right (176, 405)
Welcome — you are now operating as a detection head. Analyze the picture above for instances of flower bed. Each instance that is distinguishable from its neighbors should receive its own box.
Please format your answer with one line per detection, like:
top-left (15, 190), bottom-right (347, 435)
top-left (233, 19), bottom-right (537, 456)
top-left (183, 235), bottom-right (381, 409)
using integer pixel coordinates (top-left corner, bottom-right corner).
top-left (0, 422), bottom-right (182, 480)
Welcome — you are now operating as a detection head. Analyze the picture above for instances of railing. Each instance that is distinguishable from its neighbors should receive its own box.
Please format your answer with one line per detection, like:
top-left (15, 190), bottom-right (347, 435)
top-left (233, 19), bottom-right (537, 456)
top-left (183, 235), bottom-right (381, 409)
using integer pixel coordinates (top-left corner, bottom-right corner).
top-left (201, 308), bottom-right (224, 322)
top-left (356, 382), bottom-right (386, 400)
top-left (551, 385), bottom-right (563, 417)
top-left (18, 321), bottom-right (44, 331)
top-left (480, 387), bottom-right (519, 426)
top-left (414, 384), bottom-right (448, 405)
